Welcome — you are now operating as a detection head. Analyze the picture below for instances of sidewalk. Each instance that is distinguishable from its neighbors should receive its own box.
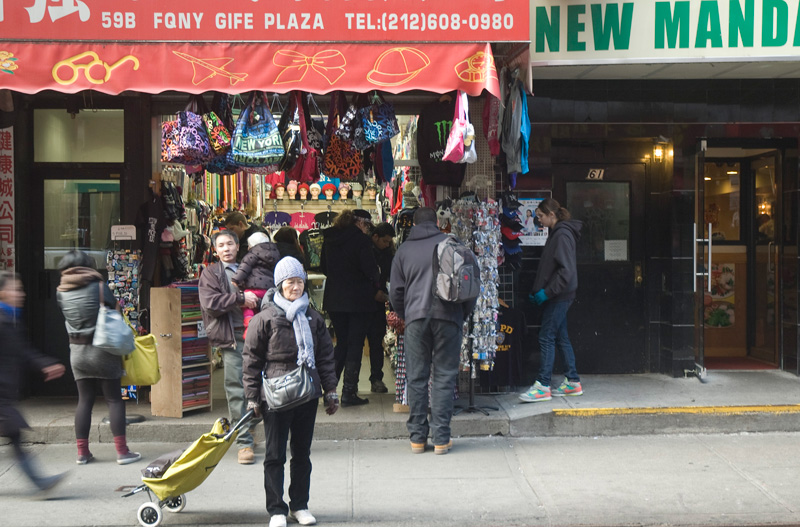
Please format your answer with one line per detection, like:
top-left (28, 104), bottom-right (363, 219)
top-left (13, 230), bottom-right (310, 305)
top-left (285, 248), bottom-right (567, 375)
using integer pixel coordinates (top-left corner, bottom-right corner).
top-left (14, 369), bottom-right (800, 445)
top-left (3, 433), bottom-right (800, 526)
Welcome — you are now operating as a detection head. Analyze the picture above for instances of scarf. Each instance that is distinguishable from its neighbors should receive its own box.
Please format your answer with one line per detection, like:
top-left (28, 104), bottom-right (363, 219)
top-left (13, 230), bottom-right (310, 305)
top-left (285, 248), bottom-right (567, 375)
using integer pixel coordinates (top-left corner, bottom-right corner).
top-left (0, 301), bottom-right (21, 322)
top-left (57, 267), bottom-right (105, 292)
top-left (272, 291), bottom-right (315, 369)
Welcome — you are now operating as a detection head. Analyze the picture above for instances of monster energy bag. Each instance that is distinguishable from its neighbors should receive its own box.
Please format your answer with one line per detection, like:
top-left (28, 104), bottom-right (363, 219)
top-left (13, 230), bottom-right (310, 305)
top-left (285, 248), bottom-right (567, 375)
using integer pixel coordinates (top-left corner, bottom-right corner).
top-left (229, 91), bottom-right (285, 168)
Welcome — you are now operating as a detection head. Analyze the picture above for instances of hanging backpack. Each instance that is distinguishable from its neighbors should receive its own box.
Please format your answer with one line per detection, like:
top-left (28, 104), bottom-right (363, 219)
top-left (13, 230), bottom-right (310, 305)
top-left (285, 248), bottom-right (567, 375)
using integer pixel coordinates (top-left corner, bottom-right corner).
top-left (431, 235), bottom-right (480, 304)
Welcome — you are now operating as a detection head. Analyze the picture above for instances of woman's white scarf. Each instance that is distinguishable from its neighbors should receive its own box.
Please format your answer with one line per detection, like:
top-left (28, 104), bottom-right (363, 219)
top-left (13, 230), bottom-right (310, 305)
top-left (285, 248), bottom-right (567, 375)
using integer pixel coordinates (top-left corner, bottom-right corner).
top-left (273, 291), bottom-right (315, 369)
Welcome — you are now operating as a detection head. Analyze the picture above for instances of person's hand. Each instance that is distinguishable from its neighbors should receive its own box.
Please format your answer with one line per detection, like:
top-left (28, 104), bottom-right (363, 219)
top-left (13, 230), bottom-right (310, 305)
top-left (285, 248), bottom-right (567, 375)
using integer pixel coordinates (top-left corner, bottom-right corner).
top-left (324, 392), bottom-right (339, 415)
top-left (374, 291), bottom-right (389, 303)
top-left (247, 399), bottom-right (262, 418)
top-left (243, 291), bottom-right (259, 309)
top-left (41, 363), bottom-right (65, 382)
top-left (533, 289), bottom-right (548, 305)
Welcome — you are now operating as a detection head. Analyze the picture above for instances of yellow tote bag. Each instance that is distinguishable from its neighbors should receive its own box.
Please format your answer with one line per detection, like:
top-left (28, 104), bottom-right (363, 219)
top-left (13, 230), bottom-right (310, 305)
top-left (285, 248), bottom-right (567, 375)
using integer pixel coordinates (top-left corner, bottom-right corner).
top-left (121, 332), bottom-right (161, 386)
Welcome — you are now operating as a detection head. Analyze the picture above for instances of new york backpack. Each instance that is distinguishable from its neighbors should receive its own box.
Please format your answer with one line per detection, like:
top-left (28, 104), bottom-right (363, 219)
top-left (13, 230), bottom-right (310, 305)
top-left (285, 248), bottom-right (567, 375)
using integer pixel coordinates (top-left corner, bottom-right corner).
top-left (432, 235), bottom-right (480, 304)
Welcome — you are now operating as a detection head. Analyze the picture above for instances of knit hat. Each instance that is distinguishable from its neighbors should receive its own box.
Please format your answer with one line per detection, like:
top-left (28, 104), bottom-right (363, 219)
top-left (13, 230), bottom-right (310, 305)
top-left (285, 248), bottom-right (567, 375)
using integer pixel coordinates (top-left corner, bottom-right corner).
top-left (353, 209), bottom-right (372, 222)
top-left (286, 180), bottom-right (298, 192)
top-left (247, 231), bottom-right (271, 249)
top-left (322, 183), bottom-right (337, 194)
top-left (274, 256), bottom-right (307, 287)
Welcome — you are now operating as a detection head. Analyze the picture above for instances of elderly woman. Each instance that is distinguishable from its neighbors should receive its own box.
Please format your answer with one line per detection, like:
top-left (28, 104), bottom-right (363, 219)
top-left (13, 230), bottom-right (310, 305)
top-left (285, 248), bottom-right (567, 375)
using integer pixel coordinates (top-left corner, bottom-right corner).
top-left (243, 257), bottom-right (339, 527)
top-left (56, 250), bottom-right (140, 465)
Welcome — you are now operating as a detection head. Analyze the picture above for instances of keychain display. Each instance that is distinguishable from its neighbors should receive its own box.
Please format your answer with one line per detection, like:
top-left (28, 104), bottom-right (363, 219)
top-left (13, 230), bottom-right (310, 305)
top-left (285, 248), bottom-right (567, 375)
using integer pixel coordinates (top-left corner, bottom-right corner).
top-left (106, 249), bottom-right (142, 325)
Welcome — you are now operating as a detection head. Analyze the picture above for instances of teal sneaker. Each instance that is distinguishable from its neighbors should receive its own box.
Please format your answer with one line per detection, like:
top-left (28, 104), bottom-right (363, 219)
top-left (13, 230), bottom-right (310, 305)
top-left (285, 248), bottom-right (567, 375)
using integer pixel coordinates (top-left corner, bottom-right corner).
top-left (519, 381), bottom-right (551, 403)
top-left (552, 379), bottom-right (583, 397)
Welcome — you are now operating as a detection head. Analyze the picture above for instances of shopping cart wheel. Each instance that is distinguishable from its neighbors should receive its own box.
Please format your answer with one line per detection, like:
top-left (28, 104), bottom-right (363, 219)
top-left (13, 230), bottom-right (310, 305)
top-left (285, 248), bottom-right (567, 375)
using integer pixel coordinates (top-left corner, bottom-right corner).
top-left (163, 494), bottom-right (186, 513)
top-left (137, 502), bottom-right (162, 527)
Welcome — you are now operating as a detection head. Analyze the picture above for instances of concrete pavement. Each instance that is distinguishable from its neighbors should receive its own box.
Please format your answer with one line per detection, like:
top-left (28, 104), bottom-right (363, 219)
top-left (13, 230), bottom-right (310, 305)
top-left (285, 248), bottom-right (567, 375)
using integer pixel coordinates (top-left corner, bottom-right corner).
top-left (3, 432), bottom-right (800, 526)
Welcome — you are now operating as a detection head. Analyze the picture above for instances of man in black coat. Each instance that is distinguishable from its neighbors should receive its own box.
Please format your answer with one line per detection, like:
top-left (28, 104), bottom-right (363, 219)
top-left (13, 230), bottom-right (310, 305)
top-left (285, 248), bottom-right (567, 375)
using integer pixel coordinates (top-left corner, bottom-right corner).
top-left (366, 222), bottom-right (395, 394)
top-left (320, 209), bottom-right (380, 406)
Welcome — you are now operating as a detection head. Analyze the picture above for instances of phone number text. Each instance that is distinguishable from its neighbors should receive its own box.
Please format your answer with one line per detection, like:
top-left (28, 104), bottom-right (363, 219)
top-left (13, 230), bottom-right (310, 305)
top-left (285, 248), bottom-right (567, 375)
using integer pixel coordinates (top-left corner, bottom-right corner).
top-left (344, 12), bottom-right (514, 32)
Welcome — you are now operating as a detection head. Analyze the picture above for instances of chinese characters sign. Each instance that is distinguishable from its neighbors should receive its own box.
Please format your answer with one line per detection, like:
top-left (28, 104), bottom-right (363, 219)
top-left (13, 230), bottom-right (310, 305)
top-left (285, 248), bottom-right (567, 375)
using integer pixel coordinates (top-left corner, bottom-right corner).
top-left (0, 0), bottom-right (529, 43)
top-left (0, 128), bottom-right (14, 271)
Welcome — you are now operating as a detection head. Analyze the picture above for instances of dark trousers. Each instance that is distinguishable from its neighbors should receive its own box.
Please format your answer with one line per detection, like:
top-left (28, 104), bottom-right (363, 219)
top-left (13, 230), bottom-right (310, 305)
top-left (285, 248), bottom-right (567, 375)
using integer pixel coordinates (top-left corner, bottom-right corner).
top-left (75, 378), bottom-right (125, 439)
top-left (262, 398), bottom-right (318, 516)
top-left (328, 311), bottom-right (371, 379)
top-left (366, 307), bottom-right (386, 382)
top-left (404, 318), bottom-right (461, 446)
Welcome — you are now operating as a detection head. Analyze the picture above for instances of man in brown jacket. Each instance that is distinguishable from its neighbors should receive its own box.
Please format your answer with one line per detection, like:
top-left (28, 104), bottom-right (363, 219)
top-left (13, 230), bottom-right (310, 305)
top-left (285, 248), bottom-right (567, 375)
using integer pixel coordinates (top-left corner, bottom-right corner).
top-left (199, 231), bottom-right (260, 464)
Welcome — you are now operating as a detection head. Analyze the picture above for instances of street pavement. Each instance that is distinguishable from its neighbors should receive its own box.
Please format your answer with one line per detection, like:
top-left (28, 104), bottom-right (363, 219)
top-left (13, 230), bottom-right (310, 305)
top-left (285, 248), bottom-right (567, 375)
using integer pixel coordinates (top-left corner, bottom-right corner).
top-left (3, 432), bottom-right (800, 527)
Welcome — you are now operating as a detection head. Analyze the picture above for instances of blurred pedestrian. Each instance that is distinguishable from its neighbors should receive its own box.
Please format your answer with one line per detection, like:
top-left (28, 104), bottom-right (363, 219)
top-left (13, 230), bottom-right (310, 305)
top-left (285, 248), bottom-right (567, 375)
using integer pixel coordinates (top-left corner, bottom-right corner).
top-left (320, 209), bottom-right (380, 406)
top-left (198, 231), bottom-right (261, 464)
top-left (0, 271), bottom-right (67, 491)
top-left (520, 198), bottom-right (584, 403)
top-left (366, 222), bottom-right (395, 393)
top-left (243, 257), bottom-right (339, 527)
top-left (390, 208), bottom-right (476, 455)
top-left (57, 250), bottom-right (141, 465)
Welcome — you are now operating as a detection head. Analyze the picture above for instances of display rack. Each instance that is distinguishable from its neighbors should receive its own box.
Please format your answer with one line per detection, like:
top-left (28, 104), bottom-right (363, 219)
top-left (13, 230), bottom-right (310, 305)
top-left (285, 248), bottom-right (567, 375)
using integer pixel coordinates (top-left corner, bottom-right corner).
top-left (149, 284), bottom-right (213, 417)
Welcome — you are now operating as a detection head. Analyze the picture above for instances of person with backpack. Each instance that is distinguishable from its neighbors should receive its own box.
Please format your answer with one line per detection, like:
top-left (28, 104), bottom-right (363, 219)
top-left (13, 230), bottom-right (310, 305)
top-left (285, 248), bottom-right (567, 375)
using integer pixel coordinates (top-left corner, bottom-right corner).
top-left (389, 207), bottom-right (479, 455)
top-left (519, 198), bottom-right (584, 403)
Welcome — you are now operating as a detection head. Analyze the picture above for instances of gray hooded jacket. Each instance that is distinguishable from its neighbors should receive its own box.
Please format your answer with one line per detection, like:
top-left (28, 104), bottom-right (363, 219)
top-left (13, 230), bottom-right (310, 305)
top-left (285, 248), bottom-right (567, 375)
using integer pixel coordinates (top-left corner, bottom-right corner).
top-left (532, 219), bottom-right (583, 303)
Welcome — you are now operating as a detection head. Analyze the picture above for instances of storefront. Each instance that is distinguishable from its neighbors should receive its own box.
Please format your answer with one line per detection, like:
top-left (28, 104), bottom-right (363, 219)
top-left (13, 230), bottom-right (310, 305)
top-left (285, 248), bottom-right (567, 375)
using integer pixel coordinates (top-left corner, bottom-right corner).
top-left (526, 0), bottom-right (800, 377)
top-left (0, 0), bottom-right (531, 397)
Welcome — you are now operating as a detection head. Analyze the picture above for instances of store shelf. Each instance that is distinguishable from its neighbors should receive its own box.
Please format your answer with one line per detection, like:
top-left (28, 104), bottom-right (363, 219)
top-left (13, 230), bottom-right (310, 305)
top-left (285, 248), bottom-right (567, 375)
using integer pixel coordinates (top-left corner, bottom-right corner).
top-left (149, 285), bottom-right (213, 418)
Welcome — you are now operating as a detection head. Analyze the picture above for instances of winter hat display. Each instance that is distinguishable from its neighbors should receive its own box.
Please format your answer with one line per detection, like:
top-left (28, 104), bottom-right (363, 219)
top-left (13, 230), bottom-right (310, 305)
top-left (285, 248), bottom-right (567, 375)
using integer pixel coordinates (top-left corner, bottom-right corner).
top-left (499, 191), bottom-right (524, 270)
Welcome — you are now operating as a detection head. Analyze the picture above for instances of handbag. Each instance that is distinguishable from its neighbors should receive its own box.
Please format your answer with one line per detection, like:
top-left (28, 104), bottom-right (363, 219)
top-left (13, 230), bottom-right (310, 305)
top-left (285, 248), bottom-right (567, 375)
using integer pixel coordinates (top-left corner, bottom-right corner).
top-left (229, 91), bottom-right (285, 169)
top-left (353, 91), bottom-right (400, 150)
top-left (277, 92), bottom-right (303, 172)
top-left (120, 320), bottom-right (161, 386)
top-left (286, 92), bottom-right (320, 184)
top-left (443, 90), bottom-right (468, 163)
top-left (202, 93), bottom-right (232, 155)
top-left (261, 363), bottom-right (316, 412)
top-left (93, 283), bottom-right (135, 356)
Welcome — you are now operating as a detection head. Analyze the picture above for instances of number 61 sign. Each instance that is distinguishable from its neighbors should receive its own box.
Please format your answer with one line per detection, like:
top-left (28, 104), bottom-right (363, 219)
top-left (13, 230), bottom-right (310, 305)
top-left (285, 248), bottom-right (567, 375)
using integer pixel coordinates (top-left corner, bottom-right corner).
top-left (586, 169), bottom-right (605, 180)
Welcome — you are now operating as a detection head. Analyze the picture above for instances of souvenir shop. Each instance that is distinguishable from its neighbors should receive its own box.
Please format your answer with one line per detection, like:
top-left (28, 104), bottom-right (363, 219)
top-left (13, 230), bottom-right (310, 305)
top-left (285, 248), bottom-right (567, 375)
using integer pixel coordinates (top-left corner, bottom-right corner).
top-left (0, 0), bottom-right (534, 402)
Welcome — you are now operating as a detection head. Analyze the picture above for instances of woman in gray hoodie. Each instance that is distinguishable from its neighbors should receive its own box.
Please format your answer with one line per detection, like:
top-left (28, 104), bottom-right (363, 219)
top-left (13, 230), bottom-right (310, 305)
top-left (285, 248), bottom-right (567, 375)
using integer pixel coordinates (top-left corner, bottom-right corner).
top-left (520, 198), bottom-right (584, 403)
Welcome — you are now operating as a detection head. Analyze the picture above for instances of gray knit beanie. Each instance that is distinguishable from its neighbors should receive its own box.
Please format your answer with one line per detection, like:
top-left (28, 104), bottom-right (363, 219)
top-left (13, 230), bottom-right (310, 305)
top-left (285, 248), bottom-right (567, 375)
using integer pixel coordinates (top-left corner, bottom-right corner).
top-left (273, 257), bottom-right (306, 288)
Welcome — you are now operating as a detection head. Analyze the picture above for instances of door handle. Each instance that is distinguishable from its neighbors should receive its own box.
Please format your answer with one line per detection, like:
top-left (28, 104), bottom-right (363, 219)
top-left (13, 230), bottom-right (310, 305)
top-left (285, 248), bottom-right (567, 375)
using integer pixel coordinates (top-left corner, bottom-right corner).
top-left (768, 241), bottom-right (774, 272)
top-left (707, 223), bottom-right (712, 293)
top-left (634, 263), bottom-right (643, 285)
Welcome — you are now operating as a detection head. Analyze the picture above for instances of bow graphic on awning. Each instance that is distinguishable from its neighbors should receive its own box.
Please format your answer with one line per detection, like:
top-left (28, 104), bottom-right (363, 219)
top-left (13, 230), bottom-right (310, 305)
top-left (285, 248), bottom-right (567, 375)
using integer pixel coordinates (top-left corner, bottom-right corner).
top-left (272, 49), bottom-right (347, 85)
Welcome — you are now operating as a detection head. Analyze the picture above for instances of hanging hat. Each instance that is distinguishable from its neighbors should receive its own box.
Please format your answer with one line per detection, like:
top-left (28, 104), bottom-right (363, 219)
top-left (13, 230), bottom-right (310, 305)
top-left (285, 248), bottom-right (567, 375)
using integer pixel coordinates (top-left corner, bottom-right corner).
top-left (501, 191), bottom-right (522, 209)
top-left (501, 225), bottom-right (523, 240)
top-left (322, 183), bottom-right (337, 194)
top-left (499, 214), bottom-right (524, 231)
top-left (274, 257), bottom-right (307, 287)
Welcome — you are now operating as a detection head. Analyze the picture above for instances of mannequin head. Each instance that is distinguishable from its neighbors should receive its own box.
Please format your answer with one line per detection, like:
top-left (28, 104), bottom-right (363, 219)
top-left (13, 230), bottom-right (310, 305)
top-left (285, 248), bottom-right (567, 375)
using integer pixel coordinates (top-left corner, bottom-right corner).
top-left (275, 183), bottom-right (286, 200)
top-left (286, 180), bottom-right (298, 200)
top-left (339, 183), bottom-right (351, 200)
top-left (309, 183), bottom-right (321, 200)
top-left (298, 183), bottom-right (309, 200)
top-left (322, 183), bottom-right (336, 200)
top-left (351, 182), bottom-right (363, 199)
top-left (366, 183), bottom-right (378, 201)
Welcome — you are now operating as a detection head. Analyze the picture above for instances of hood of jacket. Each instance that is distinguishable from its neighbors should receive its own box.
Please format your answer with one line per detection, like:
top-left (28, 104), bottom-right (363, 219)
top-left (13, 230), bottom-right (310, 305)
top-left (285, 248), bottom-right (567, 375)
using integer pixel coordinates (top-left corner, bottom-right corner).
top-left (552, 219), bottom-right (583, 241)
top-left (322, 224), bottom-right (362, 245)
top-left (57, 267), bottom-right (104, 292)
top-left (407, 221), bottom-right (443, 241)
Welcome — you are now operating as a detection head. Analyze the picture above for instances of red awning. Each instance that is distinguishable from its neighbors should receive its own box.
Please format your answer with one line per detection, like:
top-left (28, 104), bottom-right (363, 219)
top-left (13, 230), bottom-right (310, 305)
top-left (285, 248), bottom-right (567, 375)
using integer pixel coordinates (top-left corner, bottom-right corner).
top-left (0, 41), bottom-right (501, 98)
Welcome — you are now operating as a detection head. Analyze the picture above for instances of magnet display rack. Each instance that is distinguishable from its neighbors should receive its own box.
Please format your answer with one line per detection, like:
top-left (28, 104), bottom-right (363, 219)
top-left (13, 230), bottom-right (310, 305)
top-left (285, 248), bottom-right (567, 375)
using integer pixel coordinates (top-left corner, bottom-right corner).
top-left (149, 284), bottom-right (213, 417)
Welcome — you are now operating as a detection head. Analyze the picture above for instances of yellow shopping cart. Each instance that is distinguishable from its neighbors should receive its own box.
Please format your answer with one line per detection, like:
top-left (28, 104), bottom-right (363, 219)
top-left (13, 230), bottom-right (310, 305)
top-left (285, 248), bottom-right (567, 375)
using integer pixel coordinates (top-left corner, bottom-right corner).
top-left (123, 410), bottom-right (255, 527)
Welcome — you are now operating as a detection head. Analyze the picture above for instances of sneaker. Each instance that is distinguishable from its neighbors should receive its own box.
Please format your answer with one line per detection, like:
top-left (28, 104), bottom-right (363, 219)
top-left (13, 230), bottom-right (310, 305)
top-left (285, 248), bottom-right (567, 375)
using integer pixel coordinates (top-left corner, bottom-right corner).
top-left (371, 380), bottom-right (388, 393)
top-left (434, 440), bottom-right (453, 455)
top-left (117, 451), bottom-right (142, 465)
top-left (76, 453), bottom-right (94, 465)
top-left (238, 447), bottom-right (255, 465)
top-left (410, 441), bottom-right (426, 454)
top-left (34, 472), bottom-right (67, 493)
top-left (552, 379), bottom-right (583, 397)
top-left (518, 381), bottom-right (552, 403)
top-left (269, 514), bottom-right (287, 527)
top-left (288, 509), bottom-right (317, 525)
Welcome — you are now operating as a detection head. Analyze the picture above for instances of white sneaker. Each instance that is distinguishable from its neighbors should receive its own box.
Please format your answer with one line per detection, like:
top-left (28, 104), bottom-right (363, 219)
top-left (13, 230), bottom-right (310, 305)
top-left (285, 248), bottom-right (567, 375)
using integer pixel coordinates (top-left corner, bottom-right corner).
top-left (288, 509), bottom-right (317, 525)
top-left (269, 514), bottom-right (287, 527)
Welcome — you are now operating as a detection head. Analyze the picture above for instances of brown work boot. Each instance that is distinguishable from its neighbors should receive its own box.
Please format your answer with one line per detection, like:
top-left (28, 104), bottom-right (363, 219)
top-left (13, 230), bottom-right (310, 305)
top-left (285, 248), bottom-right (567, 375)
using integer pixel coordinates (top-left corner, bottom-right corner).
top-left (434, 440), bottom-right (453, 455)
top-left (238, 447), bottom-right (255, 464)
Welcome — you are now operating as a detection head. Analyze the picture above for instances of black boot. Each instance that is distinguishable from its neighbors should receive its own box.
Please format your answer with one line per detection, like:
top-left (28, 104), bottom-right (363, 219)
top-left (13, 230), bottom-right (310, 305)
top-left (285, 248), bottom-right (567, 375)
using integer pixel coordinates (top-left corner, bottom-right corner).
top-left (18, 452), bottom-right (66, 492)
top-left (341, 361), bottom-right (369, 407)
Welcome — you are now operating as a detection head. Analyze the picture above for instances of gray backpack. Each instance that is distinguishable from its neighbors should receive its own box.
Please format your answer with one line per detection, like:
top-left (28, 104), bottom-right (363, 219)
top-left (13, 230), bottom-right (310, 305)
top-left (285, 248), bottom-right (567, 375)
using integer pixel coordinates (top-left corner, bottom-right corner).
top-left (432, 235), bottom-right (481, 304)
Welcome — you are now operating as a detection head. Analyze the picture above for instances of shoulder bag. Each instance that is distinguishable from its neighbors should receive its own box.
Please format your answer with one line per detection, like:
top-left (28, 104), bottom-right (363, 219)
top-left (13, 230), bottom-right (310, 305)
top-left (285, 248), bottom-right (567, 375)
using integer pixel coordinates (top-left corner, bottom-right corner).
top-left (120, 317), bottom-right (161, 386)
top-left (229, 91), bottom-right (285, 169)
top-left (93, 283), bottom-right (135, 356)
top-left (261, 363), bottom-right (316, 412)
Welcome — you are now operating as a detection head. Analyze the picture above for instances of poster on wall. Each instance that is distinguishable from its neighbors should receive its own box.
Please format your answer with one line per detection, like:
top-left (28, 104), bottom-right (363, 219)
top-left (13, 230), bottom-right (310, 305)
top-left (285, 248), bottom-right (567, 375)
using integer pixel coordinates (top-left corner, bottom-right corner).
top-left (0, 127), bottom-right (14, 271)
top-left (519, 198), bottom-right (547, 246)
top-left (704, 263), bottom-right (735, 328)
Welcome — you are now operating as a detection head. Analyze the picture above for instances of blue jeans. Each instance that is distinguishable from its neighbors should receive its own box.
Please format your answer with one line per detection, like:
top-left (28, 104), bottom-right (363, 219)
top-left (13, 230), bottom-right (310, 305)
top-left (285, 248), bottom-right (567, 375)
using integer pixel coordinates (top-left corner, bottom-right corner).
top-left (221, 332), bottom-right (257, 448)
top-left (404, 318), bottom-right (461, 446)
top-left (537, 300), bottom-right (580, 387)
